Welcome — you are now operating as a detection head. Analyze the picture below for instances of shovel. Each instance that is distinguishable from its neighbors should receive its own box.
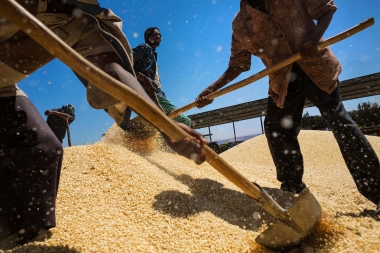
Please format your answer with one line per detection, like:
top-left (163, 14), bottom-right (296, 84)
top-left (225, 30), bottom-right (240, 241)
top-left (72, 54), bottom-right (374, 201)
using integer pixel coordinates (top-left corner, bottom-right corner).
top-left (45, 110), bottom-right (73, 146)
top-left (0, 0), bottom-right (323, 249)
top-left (168, 18), bottom-right (375, 119)
top-left (65, 118), bottom-right (72, 147)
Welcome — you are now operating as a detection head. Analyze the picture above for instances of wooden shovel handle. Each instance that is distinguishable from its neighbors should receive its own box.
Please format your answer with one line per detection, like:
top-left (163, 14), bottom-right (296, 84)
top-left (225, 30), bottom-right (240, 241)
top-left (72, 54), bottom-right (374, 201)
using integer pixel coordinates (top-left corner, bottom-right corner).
top-left (0, 0), bottom-right (294, 220)
top-left (168, 17), bottom-right (375, 119)
top-left (65, 118), bottom-right (72, 147)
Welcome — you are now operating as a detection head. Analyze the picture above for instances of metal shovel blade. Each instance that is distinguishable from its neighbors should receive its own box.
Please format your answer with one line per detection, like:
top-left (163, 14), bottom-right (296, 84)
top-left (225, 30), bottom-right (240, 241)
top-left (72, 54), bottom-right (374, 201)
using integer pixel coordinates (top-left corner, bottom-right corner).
top-left (255, 188), bottom-right (322, 250)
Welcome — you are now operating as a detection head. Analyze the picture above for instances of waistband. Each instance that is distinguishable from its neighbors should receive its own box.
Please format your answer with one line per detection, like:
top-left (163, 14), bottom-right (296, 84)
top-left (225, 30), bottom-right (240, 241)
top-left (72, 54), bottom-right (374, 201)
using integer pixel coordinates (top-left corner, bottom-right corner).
top-left (38, 0), bottom-right (75, 14)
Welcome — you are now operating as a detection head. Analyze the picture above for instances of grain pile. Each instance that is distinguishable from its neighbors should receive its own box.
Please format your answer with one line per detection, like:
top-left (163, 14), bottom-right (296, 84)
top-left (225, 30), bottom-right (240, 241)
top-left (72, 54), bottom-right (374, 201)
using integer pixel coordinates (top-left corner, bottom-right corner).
top-left (2, 126), bottom-right (380, 253)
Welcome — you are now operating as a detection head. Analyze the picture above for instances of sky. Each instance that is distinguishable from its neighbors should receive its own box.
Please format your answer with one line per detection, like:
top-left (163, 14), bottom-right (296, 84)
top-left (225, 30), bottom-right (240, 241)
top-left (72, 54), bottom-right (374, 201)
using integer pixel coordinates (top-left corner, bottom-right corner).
top-left (18, 0), bottom-right (380, 147)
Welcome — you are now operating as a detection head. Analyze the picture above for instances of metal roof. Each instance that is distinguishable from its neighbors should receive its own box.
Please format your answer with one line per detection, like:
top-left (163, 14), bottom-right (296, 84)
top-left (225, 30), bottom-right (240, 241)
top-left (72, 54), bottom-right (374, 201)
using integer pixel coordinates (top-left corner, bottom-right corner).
top-left (188, 72), bottom-right (380, 129)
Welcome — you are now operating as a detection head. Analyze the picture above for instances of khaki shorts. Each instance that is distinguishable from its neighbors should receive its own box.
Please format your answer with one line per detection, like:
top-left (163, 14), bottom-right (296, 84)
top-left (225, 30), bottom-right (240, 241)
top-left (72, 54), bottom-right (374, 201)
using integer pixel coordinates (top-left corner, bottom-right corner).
top-left (0, 0), bottom-right (114, 96)
top-left (0, 0), bottom-right (156, 137)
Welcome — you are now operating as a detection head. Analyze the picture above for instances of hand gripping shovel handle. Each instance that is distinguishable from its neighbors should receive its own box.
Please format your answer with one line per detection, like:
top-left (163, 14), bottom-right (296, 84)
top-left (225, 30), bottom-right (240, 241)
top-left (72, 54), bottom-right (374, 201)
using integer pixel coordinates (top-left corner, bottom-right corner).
top-left (0, 0), bottom-right (294, 223)
top-left (168, 17), bottom-right (375, 119)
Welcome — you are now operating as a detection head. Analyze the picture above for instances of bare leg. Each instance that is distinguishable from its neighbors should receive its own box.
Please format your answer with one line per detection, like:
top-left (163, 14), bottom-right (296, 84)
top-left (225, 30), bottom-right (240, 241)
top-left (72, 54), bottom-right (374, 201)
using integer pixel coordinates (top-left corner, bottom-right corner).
top-left (85, 52), bottom-right (159, 107)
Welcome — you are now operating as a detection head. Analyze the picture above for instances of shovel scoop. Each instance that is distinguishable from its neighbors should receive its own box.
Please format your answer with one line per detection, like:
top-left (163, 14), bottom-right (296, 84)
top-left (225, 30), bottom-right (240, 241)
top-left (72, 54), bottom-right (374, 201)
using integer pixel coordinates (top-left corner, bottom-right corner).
top-left (255, 187), bottom-right (322, 249)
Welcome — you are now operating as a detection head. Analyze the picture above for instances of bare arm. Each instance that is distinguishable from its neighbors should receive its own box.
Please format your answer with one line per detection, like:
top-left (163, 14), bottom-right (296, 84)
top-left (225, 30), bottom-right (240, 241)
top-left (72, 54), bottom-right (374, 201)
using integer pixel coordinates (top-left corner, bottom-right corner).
top-left (300, 9), bottom-right (336, 61)
top-left (195, 67), bottom-right (243, 108)
top-left (45, 110), bottom-right (74, 120)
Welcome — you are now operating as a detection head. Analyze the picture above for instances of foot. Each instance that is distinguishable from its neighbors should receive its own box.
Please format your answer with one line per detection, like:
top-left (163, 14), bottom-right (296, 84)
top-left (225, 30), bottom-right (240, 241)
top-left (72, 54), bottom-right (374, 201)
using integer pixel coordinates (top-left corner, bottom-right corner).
top-left (0, 226), bottom-right (49, 250)
top-left (280, 181), bottom-right (307, 194)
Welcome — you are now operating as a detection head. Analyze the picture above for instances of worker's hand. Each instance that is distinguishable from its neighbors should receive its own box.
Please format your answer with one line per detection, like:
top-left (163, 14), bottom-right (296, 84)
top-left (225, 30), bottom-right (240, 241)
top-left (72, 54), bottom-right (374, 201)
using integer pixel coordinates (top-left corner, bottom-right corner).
top-left (300, 40), bottom-right (320, 62)
top-left (136, 72), bottom-right (157, 93)
top-left (161, 123), bottom-right (206, 165)
top-left (195, 88), bottom-right (215, 108)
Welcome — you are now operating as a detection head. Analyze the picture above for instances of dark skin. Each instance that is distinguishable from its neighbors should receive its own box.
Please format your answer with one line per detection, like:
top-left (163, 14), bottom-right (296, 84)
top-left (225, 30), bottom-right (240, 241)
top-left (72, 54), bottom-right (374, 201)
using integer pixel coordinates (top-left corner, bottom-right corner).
top-left (133, 29), bottom-right (162, 92)
top-left (300, 10), bottom-right (336, 61)
top-left (105, 61), bottom-right (206, 164)
top-left (145, 29), bottom-right (162, 49)
top-left (45, 110), bottom-right (74, 121)
top-left (195, 9), bottom-right (336, 109)
top-left (1, 0), bottom-right (206, 164)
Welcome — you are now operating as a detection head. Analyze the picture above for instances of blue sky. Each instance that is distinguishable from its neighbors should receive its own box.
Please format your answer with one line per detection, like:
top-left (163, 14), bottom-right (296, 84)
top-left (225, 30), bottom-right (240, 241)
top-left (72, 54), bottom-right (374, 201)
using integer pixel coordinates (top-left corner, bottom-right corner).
top-left (19, 0), bottom-right (380, 147)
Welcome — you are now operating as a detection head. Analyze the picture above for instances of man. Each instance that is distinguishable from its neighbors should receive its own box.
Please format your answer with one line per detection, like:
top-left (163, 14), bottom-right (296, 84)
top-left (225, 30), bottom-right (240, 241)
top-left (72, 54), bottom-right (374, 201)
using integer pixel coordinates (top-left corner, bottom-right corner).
top-left (133, 27), bottom-right (193, 127)
top-left (196, 0), bottom-right (380, 215)
top-left (0, 0), bottom-right (206, 248)
top-left (45, 104), bottom-right (76, 144)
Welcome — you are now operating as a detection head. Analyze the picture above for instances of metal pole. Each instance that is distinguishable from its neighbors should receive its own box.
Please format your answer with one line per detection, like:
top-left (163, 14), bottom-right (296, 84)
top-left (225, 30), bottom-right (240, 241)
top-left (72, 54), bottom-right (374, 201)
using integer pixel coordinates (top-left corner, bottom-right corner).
top-left (208, 118), bottom-right (212, 143)
top-left (233, 121), bottom-right (236, 143)
top-left (65, 118), bottom-right (72, 147)
top-left (259, 101), bottom-right (264, 134)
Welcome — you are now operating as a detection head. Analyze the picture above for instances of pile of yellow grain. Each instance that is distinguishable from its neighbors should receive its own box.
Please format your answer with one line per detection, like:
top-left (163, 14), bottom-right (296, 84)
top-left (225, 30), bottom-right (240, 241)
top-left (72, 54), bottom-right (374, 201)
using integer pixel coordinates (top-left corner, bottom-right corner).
top-left (3, 125), bottom-right (380, 253)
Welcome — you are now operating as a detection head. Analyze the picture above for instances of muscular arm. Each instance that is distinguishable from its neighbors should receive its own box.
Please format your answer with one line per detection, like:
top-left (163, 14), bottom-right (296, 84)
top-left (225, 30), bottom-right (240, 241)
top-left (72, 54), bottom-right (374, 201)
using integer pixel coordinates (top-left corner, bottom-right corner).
top-left (300, 9), bottom-right (336, 61)
top-left (195, 67), bottom-right (243, 108)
